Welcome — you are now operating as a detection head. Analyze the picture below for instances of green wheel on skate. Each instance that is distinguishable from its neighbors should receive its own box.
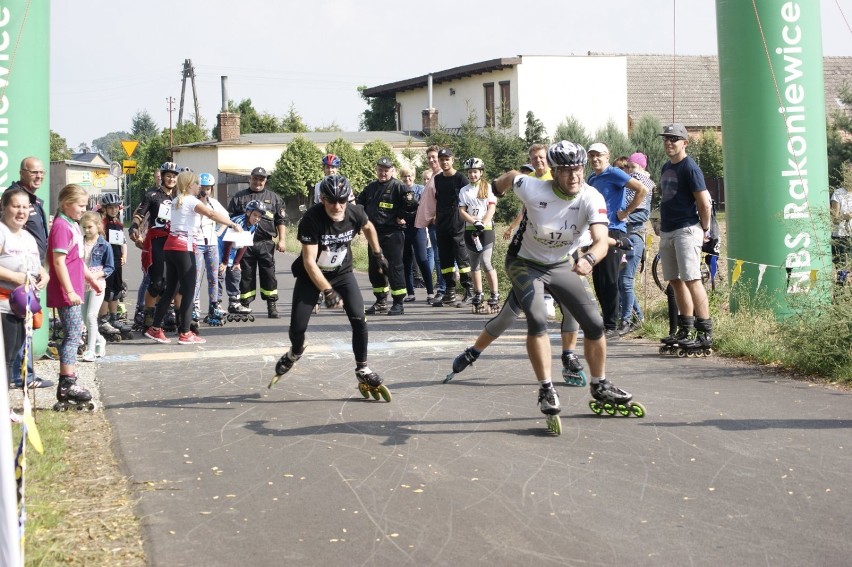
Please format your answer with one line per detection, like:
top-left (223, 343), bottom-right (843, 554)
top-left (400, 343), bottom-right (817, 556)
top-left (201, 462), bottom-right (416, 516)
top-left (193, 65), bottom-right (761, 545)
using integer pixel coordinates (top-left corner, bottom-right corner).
top-left (370, 388), bottom-right (381, 400)
top-left (617, 404), bottom-right (631, 417)
top-left (546, 414), bottom-right (561, 435)
top-left (268, 375), bottom-right (283, 389)
top-left (629, 402), bottom-right (646, 418)
top-left (358, 383), bottom-right (370, 399)
top-left (604, 403), bottom-right (617, 416)
top-left (377, 385), bottom-right (392, 402)
top-left (589, 400), bottom-right (603, 415)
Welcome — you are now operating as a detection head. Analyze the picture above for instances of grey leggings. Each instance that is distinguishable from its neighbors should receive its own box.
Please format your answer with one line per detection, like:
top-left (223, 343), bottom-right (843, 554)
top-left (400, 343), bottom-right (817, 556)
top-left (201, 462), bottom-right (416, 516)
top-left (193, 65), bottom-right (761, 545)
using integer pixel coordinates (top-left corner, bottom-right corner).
top-left (505, 255), bottom-right (604, 340)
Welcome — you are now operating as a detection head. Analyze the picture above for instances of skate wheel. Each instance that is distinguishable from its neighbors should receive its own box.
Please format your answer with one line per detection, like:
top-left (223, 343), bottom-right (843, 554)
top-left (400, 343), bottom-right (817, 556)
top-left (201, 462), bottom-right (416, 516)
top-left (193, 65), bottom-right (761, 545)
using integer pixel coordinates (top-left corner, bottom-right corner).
top-left (370, 388), bottom-right (381, 400)
top-left (377, 385), bottom-right (392, 402)
top-left (703, 348), bottom-right (713, 357)
top-left (658, 346), bottom-right (668, 355)
top-left (358, 383), bottom-right (370, 398)
top-left (629, 402), bottom-right (646, 418)
top-left (268, 375), bottom-right (283, 389)
top-left (588, 400), bottom-right (603, 415)
top-left (443, 373), bottom-right (455, 384)
top-left (676, 348), bottom-right (687, 358)
top-left (546, 414), bottom-right (562, 435)
top-left (248, 315), bottom-right (255, 322)
top-left (617, 404), bottom-right (631, 417)
top-left (562, 369), bottom-right (587, 387)
top-left (53, 402), bottom-right (66, 412)
top-left (604, 403), bottom-right (616, 416)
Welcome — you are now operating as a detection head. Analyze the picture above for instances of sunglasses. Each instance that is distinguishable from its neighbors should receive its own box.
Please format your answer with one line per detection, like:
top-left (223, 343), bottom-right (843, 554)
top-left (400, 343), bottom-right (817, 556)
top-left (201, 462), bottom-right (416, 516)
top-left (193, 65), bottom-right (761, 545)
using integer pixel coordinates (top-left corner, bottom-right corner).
top-left (325, 197), bottom-right (348, 205)
top-left (663, 135), bottom-right (685, 142)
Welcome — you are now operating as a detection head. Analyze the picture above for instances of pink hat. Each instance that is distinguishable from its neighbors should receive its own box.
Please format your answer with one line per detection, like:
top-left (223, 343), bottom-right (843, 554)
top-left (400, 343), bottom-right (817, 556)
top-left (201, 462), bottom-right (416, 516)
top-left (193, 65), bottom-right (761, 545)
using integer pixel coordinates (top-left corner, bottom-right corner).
top-left (628, 152), bottom-right (647, 169)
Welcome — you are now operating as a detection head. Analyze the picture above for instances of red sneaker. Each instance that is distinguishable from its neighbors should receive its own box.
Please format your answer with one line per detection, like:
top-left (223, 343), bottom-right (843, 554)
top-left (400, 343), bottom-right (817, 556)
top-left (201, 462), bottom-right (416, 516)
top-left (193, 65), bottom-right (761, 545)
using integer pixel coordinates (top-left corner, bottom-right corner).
top-left (145, 327), bottom-right (171, 344)
top-left (178, 331), bottom-right (206, 345)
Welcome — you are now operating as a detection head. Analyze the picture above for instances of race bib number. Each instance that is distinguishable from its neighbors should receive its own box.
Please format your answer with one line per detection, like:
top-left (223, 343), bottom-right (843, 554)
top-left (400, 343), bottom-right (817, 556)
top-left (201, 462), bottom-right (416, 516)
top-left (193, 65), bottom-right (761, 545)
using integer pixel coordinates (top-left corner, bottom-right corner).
top-left (108, 229), bottom-right (126, 245)
top-left (317, 247), bottom-right (347, 270)
top-left (157, 202), bottom-right (172, 222)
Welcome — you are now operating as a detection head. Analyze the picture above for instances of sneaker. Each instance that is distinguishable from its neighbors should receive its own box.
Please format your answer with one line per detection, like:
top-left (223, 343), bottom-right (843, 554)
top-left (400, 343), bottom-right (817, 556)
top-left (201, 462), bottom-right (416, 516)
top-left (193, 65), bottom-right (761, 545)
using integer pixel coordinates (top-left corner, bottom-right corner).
top-left (387, 303), bottom-right (405, 316)
top-left (403, 294), bottom-right (416, 303)
top-left (80, 351), bottom-right (97, 363)
top-left (145, 327), bottom-right (172, 344)
top-left (12, 377), bottom-right (54, 389)
top-left (178, 331), bottom-right (207, 345)
top-left (604, 328), bottom-right (621, 341)
top-left (426, 295), bottom-right (435, 305)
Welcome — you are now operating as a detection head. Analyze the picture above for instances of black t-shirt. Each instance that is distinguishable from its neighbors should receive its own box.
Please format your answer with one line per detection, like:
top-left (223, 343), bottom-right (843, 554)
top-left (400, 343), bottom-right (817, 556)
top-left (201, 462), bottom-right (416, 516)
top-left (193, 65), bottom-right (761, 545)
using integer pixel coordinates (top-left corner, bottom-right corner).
top-left (293, 202), bottom-right (368, 277)
top-left (135, 187), bottom-right (173, 230)
top-left (434, 171), bottom-right (468, 233)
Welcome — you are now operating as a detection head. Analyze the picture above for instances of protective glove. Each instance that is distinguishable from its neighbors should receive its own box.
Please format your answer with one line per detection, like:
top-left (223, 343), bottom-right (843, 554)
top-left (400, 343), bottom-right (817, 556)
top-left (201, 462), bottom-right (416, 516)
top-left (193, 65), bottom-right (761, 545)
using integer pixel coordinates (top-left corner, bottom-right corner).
top-left (373, 251), bottom-right (390, 275)
top-left (613, 236), bottom-right (633, 251)
top-left (322, 288), bottom-right (342, 308)
top-left (473, 221), bottom-right (485, 236)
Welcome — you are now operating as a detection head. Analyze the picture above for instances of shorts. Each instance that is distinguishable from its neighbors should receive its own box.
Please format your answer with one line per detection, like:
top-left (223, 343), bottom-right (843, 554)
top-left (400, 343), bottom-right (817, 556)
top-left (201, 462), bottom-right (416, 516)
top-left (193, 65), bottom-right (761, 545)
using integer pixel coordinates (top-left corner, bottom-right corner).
top-left (659, 223), bottom-right (704, 282)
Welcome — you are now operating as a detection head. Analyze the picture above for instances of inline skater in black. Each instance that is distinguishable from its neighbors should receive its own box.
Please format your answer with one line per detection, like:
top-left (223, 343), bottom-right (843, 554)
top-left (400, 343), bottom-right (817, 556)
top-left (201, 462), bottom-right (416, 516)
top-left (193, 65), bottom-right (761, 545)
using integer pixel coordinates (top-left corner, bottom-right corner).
top-left (269, 175), bottom-right (391, 402)
top-left (227, 166), bottom-right (287, 319)
top-left (356, 157), bottom-right (417, 316)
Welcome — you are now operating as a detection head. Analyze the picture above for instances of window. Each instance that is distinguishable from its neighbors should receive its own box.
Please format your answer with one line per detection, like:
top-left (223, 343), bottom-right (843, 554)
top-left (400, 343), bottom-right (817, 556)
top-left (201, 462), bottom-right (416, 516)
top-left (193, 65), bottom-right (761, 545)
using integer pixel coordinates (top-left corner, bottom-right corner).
top-left (499, 81), bottom-right (511, 128)
top-left (484, 82), bottom-right (495, 127)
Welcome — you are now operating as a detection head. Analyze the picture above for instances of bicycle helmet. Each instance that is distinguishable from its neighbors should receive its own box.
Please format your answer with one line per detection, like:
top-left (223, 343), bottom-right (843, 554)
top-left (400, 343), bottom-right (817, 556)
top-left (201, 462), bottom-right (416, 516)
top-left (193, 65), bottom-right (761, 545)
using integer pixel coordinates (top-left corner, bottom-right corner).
top-left (100, 192), bottom-right (122, 207)
top-left (199, 172), bottom-right (216, 187)
top-left (546, 141), bottom-right (588, 168)
top-left (321, 154), bottom-right (341, 168)
top-left (244, 200), bottom-right (267, 215)
top-left (159, 161), bottom-right (180, 175)
top-left (319, 175), bottom-right (352, 202)
top-left (180, 166), bottom-right (193, 173)
top-left (463, 157), bottom-right (485, 170)
top-left (9, 284), bottom-right (41, 319)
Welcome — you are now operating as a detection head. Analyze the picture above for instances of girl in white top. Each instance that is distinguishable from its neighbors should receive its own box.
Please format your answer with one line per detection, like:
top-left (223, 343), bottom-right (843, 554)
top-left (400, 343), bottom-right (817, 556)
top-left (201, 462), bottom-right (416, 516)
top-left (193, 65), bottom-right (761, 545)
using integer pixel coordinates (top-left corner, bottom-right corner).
top-left (458, 158), bottom-right (498, 307)
top-left (193, 174), bottom-right (229, 315)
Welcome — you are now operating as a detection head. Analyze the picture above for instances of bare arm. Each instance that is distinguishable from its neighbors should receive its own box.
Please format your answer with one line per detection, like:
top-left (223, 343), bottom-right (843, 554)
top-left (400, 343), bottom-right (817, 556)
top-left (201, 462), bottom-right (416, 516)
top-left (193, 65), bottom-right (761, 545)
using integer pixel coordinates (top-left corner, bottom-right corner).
top-left (694, 190), bottom-right (713, 231)
top-left (616, 178), bottom-right (648, 221)
top-left (492, 171), bottom-right (521, 197)
top-left (195, 202), bottom-right (241, 231)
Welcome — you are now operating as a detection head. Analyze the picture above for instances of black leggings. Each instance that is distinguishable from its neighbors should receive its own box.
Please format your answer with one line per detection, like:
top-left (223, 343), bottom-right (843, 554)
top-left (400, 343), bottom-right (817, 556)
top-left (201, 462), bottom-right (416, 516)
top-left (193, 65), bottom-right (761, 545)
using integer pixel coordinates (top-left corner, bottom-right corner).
top-left (153, 250), bottom-right (197, 333)
top-left (289, 271), bottom-right (368, 362)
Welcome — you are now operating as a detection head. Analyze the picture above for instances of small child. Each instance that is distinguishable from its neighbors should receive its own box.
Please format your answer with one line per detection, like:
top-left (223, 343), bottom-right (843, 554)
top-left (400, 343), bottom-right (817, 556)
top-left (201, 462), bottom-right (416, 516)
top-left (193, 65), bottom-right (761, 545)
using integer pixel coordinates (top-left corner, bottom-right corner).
top-left (80, 211), bottom-right (113, 362)
top-left (458, 157), bottom-right (499, 312)
top-left (47, 184), bottom-right (104, 407)
top-left (99, 192), bottom-right (130, 335)
top-left (219, 200), bottom-right (262, 318)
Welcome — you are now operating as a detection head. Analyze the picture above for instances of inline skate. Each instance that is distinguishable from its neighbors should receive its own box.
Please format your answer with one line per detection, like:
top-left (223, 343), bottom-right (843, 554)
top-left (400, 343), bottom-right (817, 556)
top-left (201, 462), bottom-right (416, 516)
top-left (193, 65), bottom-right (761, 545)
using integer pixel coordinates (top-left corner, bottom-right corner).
top-left (355, 366), bottom-right (391, 402)
top-left (538, 385), bottom-right (562, 435)
top-left (110, 313), bottom-right (134, 340)
top-left (675, 318), bottom-right (714, 358)
top-left (53, 374), bottom-right (95, 411)
top-left (227, 301), bottom-right (254, 322)
top-left (203, 302), bottom-right (227, 327)
top-left (561, 352), bottom-right (587, 387)
top-left (486, 292), bottom-right (500, 314)
top-left (444, 346), bottom-right (479, 383)
top-left (588, 379), bottom-right (645, 417)
top-left (268, 348), bottom-right (302, 388)
top-left (659, 316), bottom-right (694, 356)
top-left (470, 292), bottom-right (490, 314)
top-left (98, 315), bottom-right (122, 343)
top-left (132, 305), bottom-right (151, 332)
top-left (162, 306), bottom-right (178, 333)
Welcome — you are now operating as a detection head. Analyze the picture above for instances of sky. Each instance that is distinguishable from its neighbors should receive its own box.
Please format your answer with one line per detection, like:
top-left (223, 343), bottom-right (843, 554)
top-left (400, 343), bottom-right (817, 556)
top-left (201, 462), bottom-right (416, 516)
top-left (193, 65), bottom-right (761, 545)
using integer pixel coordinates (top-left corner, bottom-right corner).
top-left (50, 0), bottom-right (852, 151)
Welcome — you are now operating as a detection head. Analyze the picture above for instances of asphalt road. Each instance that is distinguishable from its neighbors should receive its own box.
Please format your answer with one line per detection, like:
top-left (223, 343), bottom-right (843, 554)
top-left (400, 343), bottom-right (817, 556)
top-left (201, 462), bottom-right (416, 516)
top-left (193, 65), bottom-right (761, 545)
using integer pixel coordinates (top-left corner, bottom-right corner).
top-left (97, 243), bottom-right (852, 567)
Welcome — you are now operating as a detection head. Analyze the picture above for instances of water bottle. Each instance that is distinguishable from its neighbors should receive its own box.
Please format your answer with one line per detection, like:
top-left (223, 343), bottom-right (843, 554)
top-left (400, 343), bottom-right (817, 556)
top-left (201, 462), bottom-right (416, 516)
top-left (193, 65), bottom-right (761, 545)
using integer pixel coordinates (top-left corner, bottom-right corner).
top-left (472, 234), bottom-right (483, 252)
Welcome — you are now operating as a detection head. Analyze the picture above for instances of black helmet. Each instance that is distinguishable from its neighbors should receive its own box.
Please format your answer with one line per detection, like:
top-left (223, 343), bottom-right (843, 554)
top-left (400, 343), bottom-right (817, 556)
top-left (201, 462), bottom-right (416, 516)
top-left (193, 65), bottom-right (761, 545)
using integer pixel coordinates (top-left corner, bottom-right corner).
top-left (319, 175), bottom-right (352, 202)
top-left (546, 141), bottom-right (588, 168)
top-left (244, 200), bottom-right (267, 215)
top-left (100, 192), bottom-right (122, 207)
top-left (159, 161), bottom-right (180, 175)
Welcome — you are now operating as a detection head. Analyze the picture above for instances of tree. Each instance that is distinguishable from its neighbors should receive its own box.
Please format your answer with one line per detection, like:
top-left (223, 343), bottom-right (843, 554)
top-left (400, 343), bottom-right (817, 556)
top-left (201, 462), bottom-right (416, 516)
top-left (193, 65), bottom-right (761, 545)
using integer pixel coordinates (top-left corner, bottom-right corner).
top-left (281, 103), bottom-right (310, 133)
top-left (131, 110), bottom-right (159, 141)
top-left (553, 116), bottom-right (592, 149)
top-left (268, 136), bottom-right (324, 199)
top-left (690, 128), bottom-right (724, 180)
top-left (592, 120), bottom-right (631, 160)
top-left (314, 121), bottom-right (342, 132)
top-left (628, 114), bottom-right (667, 181)
top-left (524, 111), bottom-right (548, 147)
top-left (358, 85), bottom-right (396, 131)
top-left (50, 130), bottom-right (72, 161)
top-left (827, 84), bottom-right (852, 187)
top-left (92, 131), bottom-right (131, 162)
top-left (356, 139), bottom-right (398, 191)
top-left (325, 137), bottom-right (369, 192)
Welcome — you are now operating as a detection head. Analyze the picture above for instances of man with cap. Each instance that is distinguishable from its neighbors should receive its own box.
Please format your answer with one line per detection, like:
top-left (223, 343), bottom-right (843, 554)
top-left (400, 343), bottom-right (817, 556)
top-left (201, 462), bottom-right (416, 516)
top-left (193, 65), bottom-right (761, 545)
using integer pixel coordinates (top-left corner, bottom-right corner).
top-left (658, 123), bottom-right (714, 349)
top-left (431, 148), bottom-right (473, 307)
top-left (586, 142), bottom-right (648, 338)
top-left (356, 157), bottom-right (418, 315)
top-left (227, 166), bottom-right (287, 318)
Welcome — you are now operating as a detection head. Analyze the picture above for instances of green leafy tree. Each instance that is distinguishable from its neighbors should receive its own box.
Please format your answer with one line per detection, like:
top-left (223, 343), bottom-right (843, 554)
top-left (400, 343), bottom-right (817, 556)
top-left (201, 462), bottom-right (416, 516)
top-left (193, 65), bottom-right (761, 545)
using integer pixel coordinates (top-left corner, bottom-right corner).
top-left (358, 85), bottom-right (396, 131)
top-left (592, 120), bottom-right (631, 161)
top-left (827, 84), bottom-right (852, 187)
top-left (356, 139), bottom-right (398, 191)
top-left (92, 131), bottom-right (130, 162)
top-left (628, 114), bottom-right (667, 180)
top-left (50, 130), bottom-right (72, 161)
top-left (553, 116), bottom-right (592, 148)
top-left (212, 99), bottom-right (282, 138)
top-left (131, 110), bottom-right (159, 141)
top-left (281, 103), bottom-right (310, 133)
top-left (690, 128), bottom-right (724, 180)
top-left (314, 121), bottom-right (342, 132)
top-left (268, 136), bottom-right (324, 199)
top-left (325, 137), bottom-right (369, 193)
top-left (524, 111), bottom-right (548, 147)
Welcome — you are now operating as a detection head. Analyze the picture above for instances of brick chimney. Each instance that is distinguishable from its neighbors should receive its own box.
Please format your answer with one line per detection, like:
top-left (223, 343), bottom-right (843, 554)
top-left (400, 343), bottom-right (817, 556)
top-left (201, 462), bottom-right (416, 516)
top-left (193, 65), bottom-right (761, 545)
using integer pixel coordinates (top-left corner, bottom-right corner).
top-left (216, 76), bottom-right (240, 142)
top-left (422, 109), bottom-right (438, 134)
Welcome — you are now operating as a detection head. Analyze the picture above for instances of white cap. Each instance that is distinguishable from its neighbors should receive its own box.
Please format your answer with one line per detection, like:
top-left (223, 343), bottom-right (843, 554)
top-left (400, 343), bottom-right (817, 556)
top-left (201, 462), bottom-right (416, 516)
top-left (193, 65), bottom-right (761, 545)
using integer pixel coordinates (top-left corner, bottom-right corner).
top-left (588, 142), bottom-right (609, 154)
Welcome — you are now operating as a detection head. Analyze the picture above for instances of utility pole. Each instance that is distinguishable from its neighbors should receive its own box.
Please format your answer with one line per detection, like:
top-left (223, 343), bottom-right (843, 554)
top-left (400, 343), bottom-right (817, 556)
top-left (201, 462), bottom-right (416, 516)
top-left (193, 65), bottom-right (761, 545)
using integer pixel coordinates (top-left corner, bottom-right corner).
top-left (167, 96), bottom-right (175, 159)
top-left (178, 59), bottom-right (201, 128)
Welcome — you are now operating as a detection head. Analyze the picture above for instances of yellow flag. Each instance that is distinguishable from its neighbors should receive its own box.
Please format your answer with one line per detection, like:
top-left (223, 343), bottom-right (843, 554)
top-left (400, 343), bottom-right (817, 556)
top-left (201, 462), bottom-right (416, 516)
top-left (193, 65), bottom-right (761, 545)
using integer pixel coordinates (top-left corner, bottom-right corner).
top-left (645, 234), bottom-right (653, 248)
top-left (731, 259), bottom-right (744, 285)
top-left (810, 269), bottom-right (818, 289)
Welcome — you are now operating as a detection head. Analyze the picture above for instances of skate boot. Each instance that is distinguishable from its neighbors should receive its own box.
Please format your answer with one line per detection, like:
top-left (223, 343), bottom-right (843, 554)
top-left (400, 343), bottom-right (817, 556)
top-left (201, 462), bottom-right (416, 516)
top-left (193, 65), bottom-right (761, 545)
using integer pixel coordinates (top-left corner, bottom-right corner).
top-left (434, 289), bottom-right (456, 307)
top-left (430, 291), bottom-right (444, 306)
top-left (227, 301), bottom-right (254, 322)
top-left (444, 347), bottom-right (480, 383)
top-left (111, 313), bottom-right (134, 339)
top-left (387, 301), bottom-right (405, 316)
top-left (660, 316), bottom-right (694, 356)
top-left (204, 302), bottom-right (227, 326)
top-left (268, 349), bottom-right (302, 388)
top-left (267, 298), bottom-right (280, 319)
top-left (142, 306), bottom-right (155, 329)
top-left (470, 292), bottom-right (489, 314)
top-left (682, 317), bottom-right (714, 357)
top-left (355, 366), bottom-right (391, 402)
top-left (163, 306), bottom-right (178, 333)
top-left (365, 293), bottom-right (388, 315)
top-left (53, 374), bottom-right (94, 411)
top-left (538, 384), bottom-right (562, 435)
top-left (487, 292), bottom-right (500, 314)
top-left (588, 379), bottom-right (645, 417)
top-left (561, 352), bottom-right (587, 387)
top-left (98, 315), bottom-right (122, 343)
